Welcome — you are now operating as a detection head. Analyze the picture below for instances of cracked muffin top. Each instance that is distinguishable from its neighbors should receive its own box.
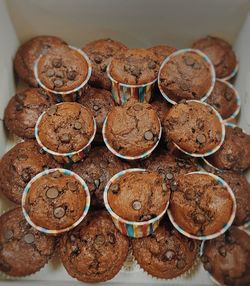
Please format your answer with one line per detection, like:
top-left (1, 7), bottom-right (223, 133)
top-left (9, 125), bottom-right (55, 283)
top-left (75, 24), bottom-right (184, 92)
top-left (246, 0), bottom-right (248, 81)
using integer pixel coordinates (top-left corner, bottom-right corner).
top-left (4, 88), bottom-right (56, 139)
top-left (0, 207), bottom-right (56, 277)
top-left (109, 48), bottom-right (160, 85)
top-left (158, 50), bottom-right (213, 103)
top-left (37, 102), bottom-right (95, 154)
top-left (147, 44), bottom-right (177, 64)
top-left (107, 170), bottom-right (170, 222)
top-left (170, 173), bottom-right (235, 237)
top-left (23, 170), bottom-right (87, 231)
top-left (104, 101), bottom-right (161, 157)
top-left (59, 210), bottom-right (129, 283)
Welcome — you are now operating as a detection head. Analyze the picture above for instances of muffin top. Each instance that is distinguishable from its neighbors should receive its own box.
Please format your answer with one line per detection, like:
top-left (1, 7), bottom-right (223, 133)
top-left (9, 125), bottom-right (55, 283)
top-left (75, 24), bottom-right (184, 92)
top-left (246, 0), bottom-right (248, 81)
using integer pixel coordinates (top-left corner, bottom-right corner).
top-left (107, 170), bottom-right (170, 222)
top-left (0, 207), bottom-right (56, 277)
top-left (163, 101), bottom-right (223, 155)
top-left (109, 48), bottom-right (160, 85)
top-left (206, 80), bottom-right (239, 120)
top-left (206, 126), bottom-right (250, 171)
top-left (158, 50), bottom-right (213, 103)
top-left (23, 170), bottom-right (87, 231)
top-left (4, 88), bottom-right (56, 139)
top-left (59, 210), bottom-right (129, 283)
top-left (147, 44), bottom-right (177, 64)
top-left (170, 173), bottom-right (234, 237)
top-left (37, 102), bottom-right (95, 154)
top-left (105, 101), bottom-right (161, 157)
top-left (192, 36), bottom-right (237, 79)
top-left (132, 222), bottom-right (198, 279)
top-left (83, 38), bottom-right (127, 90)
top-left (201, 227), bottom-right (250, 286)
top-left (0, 140), bottom-right (60, 204)
top-left (37, 45), bottom-right (89, 92)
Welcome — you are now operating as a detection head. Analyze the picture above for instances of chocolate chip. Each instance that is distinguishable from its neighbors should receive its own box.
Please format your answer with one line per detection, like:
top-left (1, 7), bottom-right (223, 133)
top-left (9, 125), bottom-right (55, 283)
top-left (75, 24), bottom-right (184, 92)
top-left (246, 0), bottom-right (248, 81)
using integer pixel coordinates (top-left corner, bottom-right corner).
top-left (70, 234), bottom-right (76, 242)
top-left (226, 234), bottom-right (235, 244)
top-left (93, 105), bottom-right (100, 111)
top-left (188, 240), bottom-right (195, 252)
top-left (204, 261), bottom-right (212, 272)
top-left (94, 179), bottom-right (100, 188)
top-left (100, 64), bottom-right (107, 72)
top-left (46, 187), bottom-right (59, 199)
top-left (165, 250), bottom-right (175, 261)
top-left (38, 148), bottom-right (46, 155)
top-left (144, 130), bottom-right (154, 141)
top-left (130, 66), bottom-right (141, 77)
top-left (21, 171), bottom-right (31, 183)
top-left (95, 235), bottom-right (105, 246)
top-left (196, 134), bottom-right (206, 144)
top-left (110, 184), bottom-right (119, 194)
top-left (46, 69), bottom-right (55, 77)
top-left (108, 233), bottom-right (116, 244)
top-left (180, 82), bottom-right (190, 91)
top-left (184, 56), bottom-right (195, 66)
top-left (54, 207), bottom-right (65, 218)
top-left (176, 259), bottom-right (186, 269)
top-left (177, 161), bottom-right (185, 168)
top-left (74, 121), bottom-right (82, 130)
top-left (54, 79), bottom-right (64, 88)
top-left (67, 70), bottom-right (77, 80)
top-left (94, 55), bottom-right (103, 64)
top-left (18, 154), bottom-right (28, 161)
top-left (71, 245), bottom-right (80, 256)
top-left (4, 230), bottom-right (13, 241)
top-left (166, 172), bottom-right (173, 180)
top-left (170, 181), bottom-right (177, 191)
top-left (225, 90), bottom-right (233, 101)
top-left (162, 183), bottom-right (168, 192)
top-left (60, 133), bottom-right (71, 143)
top-left (68, 182), bottom-right (78, 191)
top-left (200, 255), bottom-right (208, 263)
top-left (52, 58), bottom-right (62, 68)
top-left (52, 171), bottom-right (61, 178)
top-left (148, 61), bottom-right (156, 69)
top-left (16, 103), bottom-right (23, 111)
top-left (193, 213), bottom-right (206, 224)
top-left (24, 233), bottom-right (35, 244)
top-left (133, 104), bottom-right (143, 111)
top-left (197, 119), bottom-right (204, 129)
top-left (218, 246), bottom-right (227, 257)
top-left (47, 106), bottom-right (57, 116)
top-left (132, 200), bottom-right (142, 210)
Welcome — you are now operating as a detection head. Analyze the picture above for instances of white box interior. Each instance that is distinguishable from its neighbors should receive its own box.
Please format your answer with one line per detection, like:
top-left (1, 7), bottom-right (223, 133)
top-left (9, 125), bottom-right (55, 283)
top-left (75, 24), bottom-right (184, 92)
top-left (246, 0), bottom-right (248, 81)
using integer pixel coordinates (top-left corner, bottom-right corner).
top-left (0, 0), bottom-right (250, 285)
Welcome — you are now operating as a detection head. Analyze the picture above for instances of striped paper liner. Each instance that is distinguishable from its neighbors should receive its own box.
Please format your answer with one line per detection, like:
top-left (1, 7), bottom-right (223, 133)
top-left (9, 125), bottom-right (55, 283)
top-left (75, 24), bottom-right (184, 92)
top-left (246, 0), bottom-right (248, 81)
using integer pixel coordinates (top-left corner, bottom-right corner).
top-left (158, 48), bottom-right (216, 105)
top-left (103, 168), bottom-right (169, 238)
top-left (35, 102), bottom-right (97, 163)
top-left (220, 62), bottom-right (239, 82)
top-left (168, 171), bottom-right (237, 240)
top-left (21, 168), bottom-right (91, 235)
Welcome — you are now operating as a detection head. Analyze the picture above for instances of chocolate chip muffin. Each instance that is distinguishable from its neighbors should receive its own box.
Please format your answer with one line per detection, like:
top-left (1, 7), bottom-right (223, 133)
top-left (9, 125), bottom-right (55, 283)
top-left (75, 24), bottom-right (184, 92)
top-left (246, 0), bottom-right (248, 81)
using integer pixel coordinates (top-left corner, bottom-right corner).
top-left (59, 210), bottom-right (129, 283)
top-left (109, 48), bottom-right (160, 85)
top-left (107, 170), bottom-right (170, 222)
top-left (23, 169), bottom-right (88, 232)
top-left (36, 102), bottom-right (95, 154)
top-left (36, 45), bottom-right (90, 93)
top-left (206, 79), bottom-right (240, 120)
top-left (104, 101), bottom-right (161, 158)
top-left (201, 227), bottom-right (250, 286)
top-left (169, 173), bottom-right (235, 238)
top-left (147, 44), bottom-right (177, 64)
top-left (82, 38), bottom-right (127, 90)
top-left (205, 125), bottom-right (250, 171)
top-left (132, 221), bottom-right (198, 279)
top-left (14, 35), bottom-right (67, 87)
top-left (70, 146), bottom-right (129, 208)
top-left (158, 49), bottom-right (214, 103)
top-left (192, 36), bottom-right (238, 79)
top-left (215, 171), bottom-right (250, 226)
top-left (150, 95), bottom-right (172, 124)
top-left (77, 85), bottom-right (114, 142)
top-left (0, 207), bottom-right (56, 277)
top-left (4, 88), bottom-right (56, 139)
top-left (0, 140), bottom-right (60, 204)
top-left (163, 101), bottom-right (224, 156)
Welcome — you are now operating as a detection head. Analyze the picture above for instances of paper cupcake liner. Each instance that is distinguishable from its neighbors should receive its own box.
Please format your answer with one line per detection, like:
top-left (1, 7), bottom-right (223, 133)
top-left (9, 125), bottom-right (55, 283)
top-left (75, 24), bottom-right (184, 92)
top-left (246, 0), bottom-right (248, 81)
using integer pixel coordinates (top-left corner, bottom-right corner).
top-left (102, 115), bottom-right (162, 161)
top-left (35, 102), bottom-right (97, 163)
top-left (34, 45), bottom-right (92, 101)
top-left (104, 168), bottom-right (169, 238)
top-left (107, 64), bottom-right (157, 105)
top-left (171, 100), bottom-right (225, 158)
top-left (21, 168), bottom-right (91, 235)
top-left (220, 62), bottom-right (239, 82)
top-left (158, 49), bottom-right (216, 105)
top-left (121, 246), bottom-right (141, 273)
top-left (168, 171), bottom-right (237, 240)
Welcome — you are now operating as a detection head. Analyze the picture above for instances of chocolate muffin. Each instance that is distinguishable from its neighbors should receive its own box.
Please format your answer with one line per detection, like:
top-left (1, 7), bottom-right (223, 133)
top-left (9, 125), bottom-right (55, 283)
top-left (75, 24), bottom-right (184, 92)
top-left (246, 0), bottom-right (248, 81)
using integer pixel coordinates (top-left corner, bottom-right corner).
top-left (70, 146), bottom-right (129, 208)
top-left (23, 169), bottom-right (87, 231)
top-left (4, 88), bottom-right (56, 139)
top-left (206, 79), bottom-right (239, 120)
top-left (192, 36), bottom-right (238, 79)
top-left (107, 170), bottom-right (170, 222)
top-left (163, 101), bottom-right (224, 156)
top-left (132, 221), bottom-right (198, 279)
top-left (201, 227), bottom-right (250, 286)
top-left (83, 38), bottom-right (127, 90)
top-left (0, 140), bottom-right (60, 204)
top-left (147, 44), bottom-right (177, 64)
top-left (150, 95), bottom-right (172, 123)
top-left (36, 102), bottom-right (95, 154)
top-left (104, 101), bottom-right (161, 158)
top-left (169, 173), bottom-right (235, 237)
top-left (158, 49), bottom-right (214, 103)
top-left (206, 125), bottom-right (250, 171)
top-left (59, 210), bottom-right (129, 283)
top-left (77, 85), bottom-right (114, 142)
top-left (0, 207), bottom-right (56, 277)
top-left (14, 35), bottom-right (66, 87)
top-left (215, 171), bottom-right (250, 226)
top-left (36, 45), bottom-right (90, 93)
top-left (109, 48), bottom-right (160, 85)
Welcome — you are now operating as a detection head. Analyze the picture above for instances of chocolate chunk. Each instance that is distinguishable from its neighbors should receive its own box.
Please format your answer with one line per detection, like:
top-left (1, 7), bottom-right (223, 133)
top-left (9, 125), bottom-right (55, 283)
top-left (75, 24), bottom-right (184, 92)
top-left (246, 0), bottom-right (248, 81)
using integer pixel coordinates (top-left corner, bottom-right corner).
top-left (68, 182), bottom-right (78, 191)
top-left (166, 172), bottom-right (173, 180)
top-left (94, 179), bottom-right (100, 188)
top-left (46, 187), bottom-right (59, 199)
top-left (108, 233), bottom-right (116, 244)
top-left (94, 55), bottom-right (103, 64)
top-left (226, 234), bottom-right (235, 244)
top-left (93, 105), bottom-right (100, 111)
top-left (71, 245), bottom-right (80, 256)
top-left (47, 106), bottom-right (57, 116)
top-left (100, 64), bottom-right (107, 72)
top-left (4, 230), bottom-right (13, 241)
top-left (170, 181), bottom-right (177, 191)
top-left (60, 133), bottom-right (71, 143)
top-left (74, 121), bottom-right (82, 130)
top-left (54, 79), bottom-right (64, 88)
top-left (144, 130), bottom-right (154, 141)
top-left (196, 134), bottom-right (206, 144)
top-left (16, 103), bottom-right (23, 111)
top-left (193, 213), bottom-right (206, 224)
top-left (148, 61), bottom-right (156, 69)
top-left (133, 104), bottom-right (143, 111)
top-left (21, 171), bottom-right (31, 183)
top-left (176, 259), bottom-right (186, 269)
top-left (110, 184), bottom-right (119, 194)
top-left (95, 235), bottom-right (105, 246)
top-left (24, 233), bottom-right (35, 244)
top-left (54, 207), bottom-right (65, 218)
top-left (52, 58), bottom-right (62, 68)
top-left (52, 170), bottom-right (62, 178)
top-left (184, 56), bottom-right (195, 66)
top-left (132, 200), bottom-right (142, 210)
top-left (46, 69), bottom-right (55, 77)
top-left (218, 246), bottom-right (227, 257)
top-left (204, 261), bottom-right (212, 272)
top-left (165, 250), bottom-right (175, 261)
top-left (67, 70), bottom-right (77, 80)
